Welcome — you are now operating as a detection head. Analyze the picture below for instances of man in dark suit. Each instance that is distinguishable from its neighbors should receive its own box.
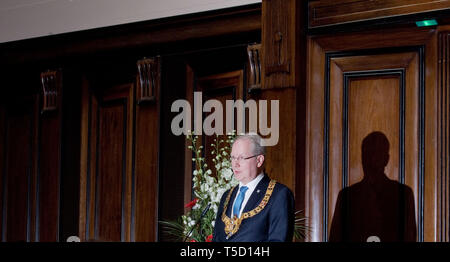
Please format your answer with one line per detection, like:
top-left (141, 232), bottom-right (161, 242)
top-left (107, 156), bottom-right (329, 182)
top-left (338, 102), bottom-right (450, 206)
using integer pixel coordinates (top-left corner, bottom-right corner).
top-left (213, 134), bottom-right (294, 242)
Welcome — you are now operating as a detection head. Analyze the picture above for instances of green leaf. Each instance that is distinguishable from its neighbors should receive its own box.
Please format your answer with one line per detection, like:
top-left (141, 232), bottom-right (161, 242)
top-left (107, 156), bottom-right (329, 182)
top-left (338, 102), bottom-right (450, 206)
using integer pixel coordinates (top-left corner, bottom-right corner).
top-left (159, 219), bottom-right (186, 242)
top-left (293, 210), bottom-right (311, 241)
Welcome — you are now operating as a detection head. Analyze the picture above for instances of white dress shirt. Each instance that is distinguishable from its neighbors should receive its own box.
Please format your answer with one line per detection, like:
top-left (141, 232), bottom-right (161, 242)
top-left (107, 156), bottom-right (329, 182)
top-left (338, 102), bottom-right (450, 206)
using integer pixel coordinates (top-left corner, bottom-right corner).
top-left (231, 173), bottom-right (264, 218)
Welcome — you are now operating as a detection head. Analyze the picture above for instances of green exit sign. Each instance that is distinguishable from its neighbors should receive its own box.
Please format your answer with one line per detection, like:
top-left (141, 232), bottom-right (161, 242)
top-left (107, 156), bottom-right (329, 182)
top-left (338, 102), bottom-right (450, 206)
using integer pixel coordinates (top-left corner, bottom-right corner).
top-left (416, 19), bottom-right (438, 27)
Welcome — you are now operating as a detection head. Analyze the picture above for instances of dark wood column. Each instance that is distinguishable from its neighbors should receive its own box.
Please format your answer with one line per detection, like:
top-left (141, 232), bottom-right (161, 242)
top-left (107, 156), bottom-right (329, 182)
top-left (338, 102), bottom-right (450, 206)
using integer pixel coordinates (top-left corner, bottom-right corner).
top-left (260, 0), bottom-right (307, 216)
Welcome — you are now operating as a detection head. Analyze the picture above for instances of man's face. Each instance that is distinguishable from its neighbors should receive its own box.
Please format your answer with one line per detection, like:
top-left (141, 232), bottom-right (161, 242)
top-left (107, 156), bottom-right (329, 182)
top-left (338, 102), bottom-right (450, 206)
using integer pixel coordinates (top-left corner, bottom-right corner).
top-left (230, 139), bottom-right (264, 185)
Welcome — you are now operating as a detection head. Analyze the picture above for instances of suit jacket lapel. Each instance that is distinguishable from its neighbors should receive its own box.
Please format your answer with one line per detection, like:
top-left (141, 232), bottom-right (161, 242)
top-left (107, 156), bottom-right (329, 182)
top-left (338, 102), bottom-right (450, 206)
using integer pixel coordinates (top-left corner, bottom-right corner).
top-left (242, 175), bottom-right (270, 213)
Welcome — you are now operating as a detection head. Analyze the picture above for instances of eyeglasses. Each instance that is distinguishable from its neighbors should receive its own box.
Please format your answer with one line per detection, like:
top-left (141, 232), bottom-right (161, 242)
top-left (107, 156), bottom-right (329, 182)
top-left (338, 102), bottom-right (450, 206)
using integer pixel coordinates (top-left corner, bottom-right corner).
top-left (230, 155), bottom-right (259, 162)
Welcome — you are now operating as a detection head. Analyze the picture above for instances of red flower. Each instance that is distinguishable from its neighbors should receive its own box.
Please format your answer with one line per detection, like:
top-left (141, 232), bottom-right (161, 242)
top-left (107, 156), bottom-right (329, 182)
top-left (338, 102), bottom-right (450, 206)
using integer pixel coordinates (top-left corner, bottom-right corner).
top-left (185, 198), bottom-right (198, 209)
top-left (190, 239), bottom-right (197, 242)
top-left (205, 234), bottom-right (213, 242)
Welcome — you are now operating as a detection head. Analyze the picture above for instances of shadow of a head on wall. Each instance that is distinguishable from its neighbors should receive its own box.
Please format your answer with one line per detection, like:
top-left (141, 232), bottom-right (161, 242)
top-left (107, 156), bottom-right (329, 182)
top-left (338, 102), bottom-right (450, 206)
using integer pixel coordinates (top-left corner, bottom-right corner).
top-left (329, 131), bottom-right (416, 242)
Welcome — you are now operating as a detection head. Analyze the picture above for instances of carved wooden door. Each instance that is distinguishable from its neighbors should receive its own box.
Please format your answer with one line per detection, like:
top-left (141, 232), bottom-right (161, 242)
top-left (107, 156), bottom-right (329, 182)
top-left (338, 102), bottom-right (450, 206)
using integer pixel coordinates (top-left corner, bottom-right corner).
top-left (305, 28), bottom-right (445, 242)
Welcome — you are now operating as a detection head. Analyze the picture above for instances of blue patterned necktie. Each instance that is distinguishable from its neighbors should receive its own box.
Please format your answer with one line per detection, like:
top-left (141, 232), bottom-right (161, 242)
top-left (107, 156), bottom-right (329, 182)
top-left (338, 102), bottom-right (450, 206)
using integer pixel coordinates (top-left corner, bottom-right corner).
top-left (233, 186), bottom-right (248, 218)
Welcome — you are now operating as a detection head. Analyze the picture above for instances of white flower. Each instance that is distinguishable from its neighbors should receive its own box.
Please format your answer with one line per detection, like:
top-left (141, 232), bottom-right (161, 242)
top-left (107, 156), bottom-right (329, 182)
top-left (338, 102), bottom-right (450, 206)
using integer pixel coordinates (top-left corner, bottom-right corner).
top-left (192, 203), bottom-right (200, 210)
top-left (221, 168), bottom-right (233, 180)
top-left (182, 132), bottom-right (236, 240)
top-left (211, 204), bottom-right (218, 214)
top-left (201, 183), bottom-right (210, 192)
top-left (208, 174), bottom-right (216, 182)
top-left (217, 188), bottom-right (226, 199)
top-left (194, 191), bottom-right (201, 198)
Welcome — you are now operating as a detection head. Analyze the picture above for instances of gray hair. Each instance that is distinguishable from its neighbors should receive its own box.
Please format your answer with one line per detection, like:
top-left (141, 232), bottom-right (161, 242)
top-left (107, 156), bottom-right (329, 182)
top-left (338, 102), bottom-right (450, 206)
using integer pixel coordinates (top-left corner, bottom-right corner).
top-left (233, 133), bottom-right (266, 156)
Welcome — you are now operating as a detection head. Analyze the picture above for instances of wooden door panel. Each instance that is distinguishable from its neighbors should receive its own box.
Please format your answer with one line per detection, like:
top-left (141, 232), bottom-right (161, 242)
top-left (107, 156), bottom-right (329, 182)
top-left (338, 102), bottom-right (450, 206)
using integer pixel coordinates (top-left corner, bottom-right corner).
top-left (85, 84), bottom-right (134, 242)
top-left (81, 62), bottom-right (160, 242)
top-left (308, 0), bottom-right (450, 28)
top-left (1, 70), bottom-right (68, 242)
top-left (326, 52), bottom-right (421, 240)
top-left (194, 70), bottom-right (244, 181)
top-left (96, 104), bottom-right (126, 241)
top-left (348, 76), bottom-right (401, 183)
top-left (134, 77), bottom-right (160, 242)
top-left (5, 112), bottom-right (33, 241)
top-left (39, 95), bottom-right (63, 242)
top-left (437, 30), bottom-right (450, 241)
top-left (1, 97), bottom-right (38, 242)
top-left (307, 29), bottom-right (438, 241)
top-left (0, 106), bottom-right (3, 239)
top-left (39, 112), bottom-right (62, 242)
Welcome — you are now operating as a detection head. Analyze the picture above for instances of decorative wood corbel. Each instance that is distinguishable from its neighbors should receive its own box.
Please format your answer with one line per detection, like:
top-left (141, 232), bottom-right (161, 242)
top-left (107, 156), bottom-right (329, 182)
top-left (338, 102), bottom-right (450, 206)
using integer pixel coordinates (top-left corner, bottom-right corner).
top-left (262, 0), bottom-right (300, 89)
top-left (265, 31), bottom-right (290, 76)
top-left (247, 43), bottom-right (262, 92)
top-left (40, 70), bottom-right (60, 113)
top-left (137, 57), bottom-right (160, 105)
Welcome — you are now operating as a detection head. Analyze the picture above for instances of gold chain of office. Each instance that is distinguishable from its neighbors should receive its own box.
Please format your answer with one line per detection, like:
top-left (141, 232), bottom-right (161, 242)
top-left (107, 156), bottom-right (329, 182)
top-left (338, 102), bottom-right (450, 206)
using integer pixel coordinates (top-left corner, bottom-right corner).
top-left (221, 179), bottom-right (276, 238)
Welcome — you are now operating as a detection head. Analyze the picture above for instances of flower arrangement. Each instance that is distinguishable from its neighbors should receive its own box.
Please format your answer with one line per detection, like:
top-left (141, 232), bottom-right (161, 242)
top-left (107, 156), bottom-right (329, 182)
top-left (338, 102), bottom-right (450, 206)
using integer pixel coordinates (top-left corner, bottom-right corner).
top-left (160, 131), bottom-right (238, 242)
top-left (160, 131), bottom-right (309, 242)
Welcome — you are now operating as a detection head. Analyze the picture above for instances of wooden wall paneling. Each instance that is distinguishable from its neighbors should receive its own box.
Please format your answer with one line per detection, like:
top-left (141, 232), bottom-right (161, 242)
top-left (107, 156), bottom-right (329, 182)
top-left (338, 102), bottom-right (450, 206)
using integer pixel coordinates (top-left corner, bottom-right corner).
top-left (124, 85), bottom-right (134, 242)
top-left (58, 68), bottom-right (82, 242)
top-left (260, 0), bottom-right (306, 216)
top-left (182, 49), bottom-right (249, 214)
top-left (423, 32), bottom-right (438, 242)
top-left (30, 96), bottom-right (40, 243)
top-left (330, 53), bottom-right (421, 223)
top-left (95, 93), bottom-right (119, 241)
top-left (38, 70), bottom-right (62, 242)
top-left (306, 28), bottom-right (438, 242)
top-left (184, 64), bottom-right (194, 210)
top-left (134, 57), bottom-right (160, 241)
top-left (102, 83), bottom-right (133, 242)
top-left (157, 56), bottom-right (188, 241)
top-left (333, 52), bottom-right (422, 241)
top-left (181, 44), bottom-right (254, 203)
top-left (308, 0), bottom-right (450, 28)
top-left (0, 105), bottom-right (4, 239)
top-left (79, 76), bottom-right (90, 241)
top-left (405, 53), bottom-right (420, 210)
top-left (347, 76), bottom-right (402, 182)
top-left (1, 95), bottom-right (39, 242)
top-left (437, 29), bottom-right (450, 241)
top-left (249, 88), bottom-right (297, 191)
top-left (305, 37), bottom-right (326, 242)
top-left (295, 19), bottom-right (308, 220)
top-left (262, 0), bottom-right (301, 89)
top-left (0, 4), bottom-right (261, 65)
top-left (85, 83), bottom-right (134, 242)
top-left (86, 88), bottom-right (98, 241)
top-left (327, 58), bottom-right (344, 238)
top-left (0, 3), bottom-right (265, 243)
top-left (196, 70), bottom-right (244, 179)
top-left (243, 91), bottom-right (296, 192)
top-left (314, 28), bottom-right (435, 52)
